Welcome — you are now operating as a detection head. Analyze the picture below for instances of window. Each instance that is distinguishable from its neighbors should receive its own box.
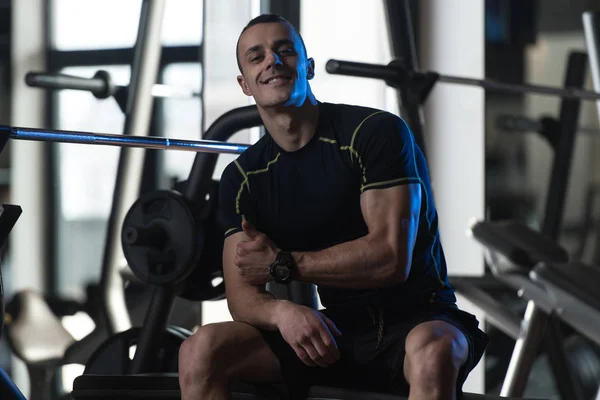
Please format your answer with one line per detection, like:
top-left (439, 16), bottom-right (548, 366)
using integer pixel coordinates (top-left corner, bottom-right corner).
top-left (161, 63), bottom-right (203, 183)
top-left (52, 0), bottom-right (204, 50)
top-left (54, 65), bottom-right (131, 298)
top-left (300, 0), bottom-right (398, 114)
top-left (51, 0), bottom-right (142, 50)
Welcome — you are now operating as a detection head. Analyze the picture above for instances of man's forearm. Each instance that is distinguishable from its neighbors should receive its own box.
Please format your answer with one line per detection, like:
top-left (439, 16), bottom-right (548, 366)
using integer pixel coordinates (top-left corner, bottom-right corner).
top-left (228, 289), bottom-right (289, 331)
top-left (293, 235), bottom-right (407, 288)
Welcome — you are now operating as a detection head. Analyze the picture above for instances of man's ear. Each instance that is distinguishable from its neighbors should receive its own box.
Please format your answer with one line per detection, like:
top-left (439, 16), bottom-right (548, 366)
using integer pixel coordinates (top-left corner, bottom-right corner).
top-left (307, 57), bottom-right (315, 80)
top-left (237, 75), bottom-right (253, 96)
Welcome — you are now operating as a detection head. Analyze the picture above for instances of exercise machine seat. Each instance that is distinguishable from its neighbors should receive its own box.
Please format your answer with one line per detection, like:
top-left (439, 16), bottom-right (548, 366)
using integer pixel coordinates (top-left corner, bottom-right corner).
top-left (469, 220), bottom-right (568, 273)
top-left (533, 262), bottom-right (600, 311)
top-left (5, 289), bottom-right (75, 365)
top-left (71, 373), bottom-right (535, 399)
top-left (531, 261), bottom-right (600, 344)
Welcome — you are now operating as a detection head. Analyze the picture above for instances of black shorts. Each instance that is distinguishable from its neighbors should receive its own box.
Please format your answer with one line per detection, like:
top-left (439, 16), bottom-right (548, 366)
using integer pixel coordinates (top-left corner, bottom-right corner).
top-left (259, 303), bottom-right (489, 399)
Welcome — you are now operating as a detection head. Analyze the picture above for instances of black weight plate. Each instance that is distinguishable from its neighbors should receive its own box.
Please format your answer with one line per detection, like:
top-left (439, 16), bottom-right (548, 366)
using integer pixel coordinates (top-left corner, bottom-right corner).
top-left (122, 190), bottom-right (203, 286)
top-left (84, 326), bottom-right (187, 375)
top-left (180, 269), bottom-right (226, 302)
top-left (179, 180), bottom-right (226, 302)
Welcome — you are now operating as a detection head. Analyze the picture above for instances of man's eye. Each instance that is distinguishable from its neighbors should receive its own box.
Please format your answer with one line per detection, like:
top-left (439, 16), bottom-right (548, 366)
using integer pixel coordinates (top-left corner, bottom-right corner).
top-left (250, 56), bottom-right (263, 62)
top-left (280, 48), bottom-right (294, 54)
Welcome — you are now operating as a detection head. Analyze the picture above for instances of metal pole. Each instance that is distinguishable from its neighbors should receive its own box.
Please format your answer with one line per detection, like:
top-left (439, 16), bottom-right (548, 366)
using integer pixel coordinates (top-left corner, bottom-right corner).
top-left (581, 12), bottom-right (600, 118)
top-left (100, 0), bottom-right (166, 335)
top-left (383, 0), bottom-right (428, 157)
top-left (501, 300), bottom-right (550, 396)
top-left (326, 59), bottom-right (600, 101)
top-left (5, 126), bottom-right (249, 154)
top-left (541, 52), bottom-right (588, 239)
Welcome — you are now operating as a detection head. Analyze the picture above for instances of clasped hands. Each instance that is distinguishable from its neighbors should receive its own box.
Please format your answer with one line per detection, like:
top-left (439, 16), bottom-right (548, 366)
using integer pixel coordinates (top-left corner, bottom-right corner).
top-left (234, 219), bottom-right (280, 285)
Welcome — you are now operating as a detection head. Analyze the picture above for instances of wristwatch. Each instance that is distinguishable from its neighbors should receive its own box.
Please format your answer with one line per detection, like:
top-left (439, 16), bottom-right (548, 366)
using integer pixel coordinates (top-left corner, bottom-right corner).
top-left (269, 251), bottom-right (295, 284)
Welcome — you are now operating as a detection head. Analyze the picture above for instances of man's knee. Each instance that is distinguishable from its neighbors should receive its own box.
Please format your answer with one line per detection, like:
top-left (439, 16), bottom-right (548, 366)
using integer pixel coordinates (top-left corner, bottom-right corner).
top-left (404, 321), bottom-right (469, 389)
top-left (179, 323), bottom-right (228, 382)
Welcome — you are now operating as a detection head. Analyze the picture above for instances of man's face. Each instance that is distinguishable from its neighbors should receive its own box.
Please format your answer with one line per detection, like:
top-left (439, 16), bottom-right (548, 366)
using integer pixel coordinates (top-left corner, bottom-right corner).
top-left (237, 22), bottom-right (314, 108)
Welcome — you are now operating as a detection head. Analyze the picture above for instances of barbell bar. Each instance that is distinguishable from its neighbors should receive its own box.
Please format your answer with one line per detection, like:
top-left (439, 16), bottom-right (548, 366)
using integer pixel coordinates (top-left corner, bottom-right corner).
top-left (326, 59), bottom-right (600, 101)
top-left (26, 71), bottom-right (202, 100)
top-left (0, 125), bottom-right (250, 155)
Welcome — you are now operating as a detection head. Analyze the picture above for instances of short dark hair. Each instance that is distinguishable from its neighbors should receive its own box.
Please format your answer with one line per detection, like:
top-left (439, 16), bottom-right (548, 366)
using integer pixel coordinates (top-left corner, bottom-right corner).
top-left (236, 13), bottom-right (307, 73)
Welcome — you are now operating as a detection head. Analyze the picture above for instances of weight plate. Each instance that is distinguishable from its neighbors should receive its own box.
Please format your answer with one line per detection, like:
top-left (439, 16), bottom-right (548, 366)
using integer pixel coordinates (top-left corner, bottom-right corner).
top-left (179, 180), bottom-right (226, 302)
top-left (122, 190), bottom-right (204, 286)
top-left (84, 326), bottom-right (188, 375)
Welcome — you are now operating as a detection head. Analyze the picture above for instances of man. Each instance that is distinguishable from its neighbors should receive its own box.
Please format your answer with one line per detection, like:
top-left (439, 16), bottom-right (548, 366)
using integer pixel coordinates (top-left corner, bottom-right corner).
top-left (179, 13), bottom-right (489, 400)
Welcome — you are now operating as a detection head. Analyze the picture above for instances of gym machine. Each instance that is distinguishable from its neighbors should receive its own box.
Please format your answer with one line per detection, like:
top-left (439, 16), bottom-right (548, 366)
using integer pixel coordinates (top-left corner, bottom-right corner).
top-left (467, 10), bottom-right (600, 400)
top-left (0, 203), bottom-right (25, 400)
top-left (2, 1), bottom-right (183, 398)
top-left (325, 3), bottom-right (600, 399)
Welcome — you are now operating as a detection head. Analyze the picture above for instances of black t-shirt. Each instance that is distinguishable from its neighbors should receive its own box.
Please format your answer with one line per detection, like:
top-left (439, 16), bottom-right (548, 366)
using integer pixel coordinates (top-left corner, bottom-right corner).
top-left (218, 102), bottom-right (457, 309)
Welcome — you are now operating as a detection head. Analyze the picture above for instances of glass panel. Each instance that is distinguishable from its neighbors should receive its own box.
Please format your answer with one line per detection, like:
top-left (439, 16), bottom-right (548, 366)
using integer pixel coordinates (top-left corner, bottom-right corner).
top-left (300, 0), bottom-right (398, 114)
top-left (55, 65), bottom-right (130, 299)
top-left (51, 0), bottom-right (142, 50)
top-left (161, 63), bottom-right (202, 183)
top-left (162, 0), bottom-right (204, 46)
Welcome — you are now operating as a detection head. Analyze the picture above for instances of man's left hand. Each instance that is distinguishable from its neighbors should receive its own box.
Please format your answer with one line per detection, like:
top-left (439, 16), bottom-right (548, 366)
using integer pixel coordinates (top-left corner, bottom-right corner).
top-left (235, 220), bottom-right (280, 285)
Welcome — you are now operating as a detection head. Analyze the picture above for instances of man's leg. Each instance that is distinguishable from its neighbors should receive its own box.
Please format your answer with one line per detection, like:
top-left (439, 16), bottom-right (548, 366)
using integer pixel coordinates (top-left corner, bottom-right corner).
top-left (403, 320), bottom-right (469, 400)
top-left (178, 321), bottom-right (283, 400)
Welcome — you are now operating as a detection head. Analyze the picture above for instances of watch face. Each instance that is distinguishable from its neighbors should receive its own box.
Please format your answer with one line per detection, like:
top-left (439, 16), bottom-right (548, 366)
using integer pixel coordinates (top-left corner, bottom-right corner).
top-left (273, 263), bottom-right (291, 280)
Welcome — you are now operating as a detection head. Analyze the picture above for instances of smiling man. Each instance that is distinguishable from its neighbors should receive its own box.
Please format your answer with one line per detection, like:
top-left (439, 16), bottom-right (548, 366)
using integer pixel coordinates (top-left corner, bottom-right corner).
top-left (178, 13), bottom-right (489, 400)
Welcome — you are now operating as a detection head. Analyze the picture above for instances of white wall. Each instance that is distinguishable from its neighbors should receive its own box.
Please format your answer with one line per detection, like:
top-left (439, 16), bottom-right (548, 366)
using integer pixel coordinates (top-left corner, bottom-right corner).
top-left (10, 0), bottom-right (48, 394)
top-left (420, 0), bottom-right (486, 394)
top-left (301, 0), bottom-right (398, 113)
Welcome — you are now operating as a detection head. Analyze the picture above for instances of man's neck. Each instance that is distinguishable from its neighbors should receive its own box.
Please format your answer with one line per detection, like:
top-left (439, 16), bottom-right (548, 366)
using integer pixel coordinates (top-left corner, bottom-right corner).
top-left (258, 101), bottom-right (320, 152)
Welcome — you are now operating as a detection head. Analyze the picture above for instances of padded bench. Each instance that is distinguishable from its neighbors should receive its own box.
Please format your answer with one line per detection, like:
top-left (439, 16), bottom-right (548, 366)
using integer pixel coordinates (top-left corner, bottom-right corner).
top-left (466, 220), bottom-right (587, 398)
top-left (467, 220), bottom-right (569, 312)
top-left (531, 262), bottom-right (600, 346)
top-left (469, 220), bottom-right (568, 273)
top-left (71, 373), bottom-right (532, 399)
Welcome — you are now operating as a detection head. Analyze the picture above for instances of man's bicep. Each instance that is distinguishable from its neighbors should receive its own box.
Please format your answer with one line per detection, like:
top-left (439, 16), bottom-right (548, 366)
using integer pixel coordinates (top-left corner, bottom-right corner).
top-left (360, 183), bottom-right (422, 277)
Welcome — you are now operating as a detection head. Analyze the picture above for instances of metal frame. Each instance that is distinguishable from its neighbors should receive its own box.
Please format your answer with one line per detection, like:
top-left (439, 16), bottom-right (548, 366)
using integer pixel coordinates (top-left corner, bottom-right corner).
top-left (96, 0), bottom-right (165, 335)
top-left (499, 51), bottom-right (587, 400)
top-left (2, 125), bottom-right (250, 154)
top-left (345, 4), bottom-right (590, 397)
top-left (383, 0), bottom-right (428, 156)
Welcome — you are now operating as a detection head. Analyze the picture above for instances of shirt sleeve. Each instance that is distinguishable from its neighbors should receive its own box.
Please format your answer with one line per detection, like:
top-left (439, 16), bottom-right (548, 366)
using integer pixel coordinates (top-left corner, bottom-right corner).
top-left (218, 160), bottom-right (252, 239)
top-left (352, 112), bottom-right (422, 193)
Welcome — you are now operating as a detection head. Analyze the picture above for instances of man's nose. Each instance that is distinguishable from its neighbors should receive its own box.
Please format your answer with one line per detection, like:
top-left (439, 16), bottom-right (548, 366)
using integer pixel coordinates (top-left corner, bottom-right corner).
top-left (266, 51), bottom-right (283, 68)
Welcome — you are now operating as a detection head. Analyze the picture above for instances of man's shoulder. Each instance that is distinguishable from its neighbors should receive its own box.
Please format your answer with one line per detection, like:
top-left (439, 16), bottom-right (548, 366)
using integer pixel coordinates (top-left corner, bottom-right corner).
top-left (320, 102), bottom-right (410, 143)
top-left (321, 102), bottom-right (401, 129)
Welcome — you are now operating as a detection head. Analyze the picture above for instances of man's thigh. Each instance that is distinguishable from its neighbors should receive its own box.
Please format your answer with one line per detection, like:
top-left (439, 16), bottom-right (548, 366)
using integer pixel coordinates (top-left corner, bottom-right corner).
top-left (255, 305), bottom-right (489, 396)
top-left (319, 305), bottom-right (488, 395)
top-left (372, 306), bottom-right (489, 394)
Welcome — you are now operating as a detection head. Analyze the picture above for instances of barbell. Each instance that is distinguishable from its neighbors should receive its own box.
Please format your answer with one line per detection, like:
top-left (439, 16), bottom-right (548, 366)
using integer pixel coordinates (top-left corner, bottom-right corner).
top-left (0, 124), bottom-right (244, 301)
top-left (0, 125), bottom-right (249, 155)
top-left (326, 59), bottom-right (600, 101)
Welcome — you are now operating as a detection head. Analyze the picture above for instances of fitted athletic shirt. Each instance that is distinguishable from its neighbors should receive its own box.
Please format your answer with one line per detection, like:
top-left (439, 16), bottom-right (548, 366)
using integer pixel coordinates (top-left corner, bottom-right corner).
top-left (218, 102), bottom-right (457, 309)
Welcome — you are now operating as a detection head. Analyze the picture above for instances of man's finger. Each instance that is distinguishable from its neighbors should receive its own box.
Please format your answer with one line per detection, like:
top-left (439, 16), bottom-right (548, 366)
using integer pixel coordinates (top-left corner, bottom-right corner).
top-left (321, 314), bottom-right (342, 337)
top-left (242, 219), bottom-right (259, 239)
top-left (237, 239), bottom-right (265, 252)
top-left (293, 345), bottom-right (317, 367)
top-left (312, 334), bottom-right (339, 365)
top-left (301, 342), bottom-right (329, 368)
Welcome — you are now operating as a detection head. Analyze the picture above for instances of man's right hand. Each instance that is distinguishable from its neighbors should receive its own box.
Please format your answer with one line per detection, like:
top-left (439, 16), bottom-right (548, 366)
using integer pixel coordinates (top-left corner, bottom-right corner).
top-left (274, 302), bottom-right (342, 368)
